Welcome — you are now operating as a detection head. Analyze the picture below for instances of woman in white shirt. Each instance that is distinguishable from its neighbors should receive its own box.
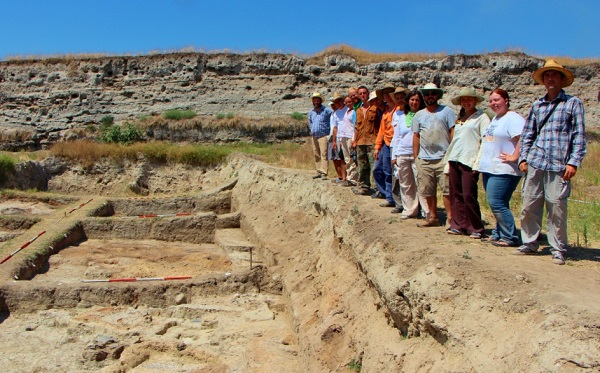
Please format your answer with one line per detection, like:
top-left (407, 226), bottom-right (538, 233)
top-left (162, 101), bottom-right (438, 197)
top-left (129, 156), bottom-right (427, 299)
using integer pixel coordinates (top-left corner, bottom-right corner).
top-left (390, 89), bottom-right (429, 219)
top-left (478, 89), bottom-right (525, 247)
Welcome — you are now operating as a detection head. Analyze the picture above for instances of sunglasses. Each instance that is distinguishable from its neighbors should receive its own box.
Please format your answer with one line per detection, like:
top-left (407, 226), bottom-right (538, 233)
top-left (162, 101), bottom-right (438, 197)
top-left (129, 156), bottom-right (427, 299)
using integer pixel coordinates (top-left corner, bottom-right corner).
top-left (423, 91), bottom-right (437, 97)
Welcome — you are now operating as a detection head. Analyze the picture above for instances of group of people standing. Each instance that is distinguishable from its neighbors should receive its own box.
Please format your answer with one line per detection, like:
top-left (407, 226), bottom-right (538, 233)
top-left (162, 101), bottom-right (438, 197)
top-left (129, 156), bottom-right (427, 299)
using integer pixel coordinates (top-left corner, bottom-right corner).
top-left (308, 60), bottom-right (586, 265)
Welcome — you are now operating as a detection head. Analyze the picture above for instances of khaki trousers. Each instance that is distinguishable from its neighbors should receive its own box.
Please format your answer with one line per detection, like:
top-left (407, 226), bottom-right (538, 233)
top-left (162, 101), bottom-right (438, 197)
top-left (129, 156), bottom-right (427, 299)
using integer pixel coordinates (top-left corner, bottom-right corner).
top-left (311, 135), bottom-right (329, 175)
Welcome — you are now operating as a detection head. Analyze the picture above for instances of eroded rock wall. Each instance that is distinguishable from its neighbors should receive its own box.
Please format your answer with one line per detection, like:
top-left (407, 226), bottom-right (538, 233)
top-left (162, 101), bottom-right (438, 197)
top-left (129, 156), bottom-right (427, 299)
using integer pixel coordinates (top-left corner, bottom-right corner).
top-left (1, 52), bottom-right (598, 149)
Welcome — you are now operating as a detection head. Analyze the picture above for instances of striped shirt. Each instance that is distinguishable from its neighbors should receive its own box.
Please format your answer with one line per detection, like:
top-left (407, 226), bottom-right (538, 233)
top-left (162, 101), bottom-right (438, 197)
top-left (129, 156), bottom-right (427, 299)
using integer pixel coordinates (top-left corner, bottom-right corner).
top-left (309, 106), bottom-right (333, 138)
top-left (519, 90), bottom-right (586, 172)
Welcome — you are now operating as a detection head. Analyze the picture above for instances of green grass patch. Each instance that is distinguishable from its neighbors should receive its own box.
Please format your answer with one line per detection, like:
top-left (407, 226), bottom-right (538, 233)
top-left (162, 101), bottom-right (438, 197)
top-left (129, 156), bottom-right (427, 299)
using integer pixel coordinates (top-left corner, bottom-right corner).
top-left (290, 112), bottom-right (305, 120)
top-left (163, 109), bottom-right (197, 120)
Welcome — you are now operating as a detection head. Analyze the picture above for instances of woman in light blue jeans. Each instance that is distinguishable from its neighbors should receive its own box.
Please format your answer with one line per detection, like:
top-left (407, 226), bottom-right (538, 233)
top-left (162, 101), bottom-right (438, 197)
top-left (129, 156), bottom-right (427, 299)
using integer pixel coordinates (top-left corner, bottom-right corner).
top-left (478, 89), bottom-right (525, 246)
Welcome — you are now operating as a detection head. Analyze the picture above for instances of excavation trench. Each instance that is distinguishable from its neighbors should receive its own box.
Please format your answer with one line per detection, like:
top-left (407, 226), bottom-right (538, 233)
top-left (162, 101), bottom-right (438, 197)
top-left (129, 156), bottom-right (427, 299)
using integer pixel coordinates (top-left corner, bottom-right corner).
top-left (0, 156), bottom-right (598, 372)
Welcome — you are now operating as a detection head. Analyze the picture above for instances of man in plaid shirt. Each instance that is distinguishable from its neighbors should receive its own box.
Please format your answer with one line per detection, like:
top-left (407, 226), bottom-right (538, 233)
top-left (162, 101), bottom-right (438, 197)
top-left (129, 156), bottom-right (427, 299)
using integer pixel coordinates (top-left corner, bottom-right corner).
top-left (515, 60), bottom-right (587, 265)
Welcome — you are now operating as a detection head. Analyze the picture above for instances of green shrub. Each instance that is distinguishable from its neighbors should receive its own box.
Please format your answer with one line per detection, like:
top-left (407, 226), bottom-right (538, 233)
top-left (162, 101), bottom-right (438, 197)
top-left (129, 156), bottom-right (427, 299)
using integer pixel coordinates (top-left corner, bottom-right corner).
top-left (0, 154), bottom-right (16, 179)
top-left (226, 112), bottom-right (235, 119)
top-left (99, 122), bottom-right (142, 144)
top-left (215, 113), bottom-right (225, 120)
top-left (99, 115), bottom-right (114, 131)
top-left (290, 112), bottom-right (305, 120)
top-left (163, 109), bottom-right (196, 120)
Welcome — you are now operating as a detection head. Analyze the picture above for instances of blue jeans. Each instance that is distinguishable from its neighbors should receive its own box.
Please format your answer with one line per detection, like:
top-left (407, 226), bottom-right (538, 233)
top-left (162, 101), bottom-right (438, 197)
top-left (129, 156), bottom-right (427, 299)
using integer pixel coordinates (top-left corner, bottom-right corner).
top-left (373, 144), bottom-right (393, 203)
top-left (482, 173), bottom-right (521, 244)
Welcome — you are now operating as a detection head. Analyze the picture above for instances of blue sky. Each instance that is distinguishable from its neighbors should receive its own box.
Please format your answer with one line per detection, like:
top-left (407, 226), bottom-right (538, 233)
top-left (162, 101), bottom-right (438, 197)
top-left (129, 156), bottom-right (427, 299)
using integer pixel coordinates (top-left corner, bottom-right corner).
top-left (1, 0), bottom-right (598, 60)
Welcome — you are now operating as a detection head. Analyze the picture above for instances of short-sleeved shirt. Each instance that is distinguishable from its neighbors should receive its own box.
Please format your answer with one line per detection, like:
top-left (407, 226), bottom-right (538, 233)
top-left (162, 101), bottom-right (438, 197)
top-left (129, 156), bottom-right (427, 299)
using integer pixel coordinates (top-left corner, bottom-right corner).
top-left (412, 105), bottom-right (456, 160)
top-left (478, 111), bottom-right (525, 175)
top-left (309, 106), bottom-right (333, 138)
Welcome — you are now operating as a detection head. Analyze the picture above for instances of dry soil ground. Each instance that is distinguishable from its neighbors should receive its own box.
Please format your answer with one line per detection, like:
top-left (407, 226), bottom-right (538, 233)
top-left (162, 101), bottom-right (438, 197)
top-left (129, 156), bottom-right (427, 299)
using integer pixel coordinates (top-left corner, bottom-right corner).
top-left (0, 156), bottom-right (598, 372)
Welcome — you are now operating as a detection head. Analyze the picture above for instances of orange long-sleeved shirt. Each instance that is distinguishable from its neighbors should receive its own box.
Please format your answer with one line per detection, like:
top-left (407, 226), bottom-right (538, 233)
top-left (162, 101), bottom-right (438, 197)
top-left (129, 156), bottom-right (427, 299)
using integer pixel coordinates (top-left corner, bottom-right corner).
top-left (375, 106), bottom-right (396, 150)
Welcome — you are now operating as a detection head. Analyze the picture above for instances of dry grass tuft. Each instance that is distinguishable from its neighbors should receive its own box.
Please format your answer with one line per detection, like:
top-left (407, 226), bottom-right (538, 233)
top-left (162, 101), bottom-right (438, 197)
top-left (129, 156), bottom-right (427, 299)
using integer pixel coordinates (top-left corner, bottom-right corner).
top-left (305, 44), bottom-right (447, 65)
top-left (0, 129), bottom-right (35, 142)
top-left (538, 56), bottom-right (600, 67)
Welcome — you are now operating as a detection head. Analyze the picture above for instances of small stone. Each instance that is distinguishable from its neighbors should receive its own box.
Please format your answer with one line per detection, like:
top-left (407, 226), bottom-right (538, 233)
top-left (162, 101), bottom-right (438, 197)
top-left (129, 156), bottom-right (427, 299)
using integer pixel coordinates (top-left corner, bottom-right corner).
top-left (515, 275), bottom-right (525, 282)
top-left (436, 263), bottom-right (443, 269)
top-left (503, 298), bottom-right (511, 303)
top-left (176, 341), bottom-right (187, 351)
top-left (175, 293), bottom-right (187, 305)
top-left (155, 320), bottom-right (178, 335)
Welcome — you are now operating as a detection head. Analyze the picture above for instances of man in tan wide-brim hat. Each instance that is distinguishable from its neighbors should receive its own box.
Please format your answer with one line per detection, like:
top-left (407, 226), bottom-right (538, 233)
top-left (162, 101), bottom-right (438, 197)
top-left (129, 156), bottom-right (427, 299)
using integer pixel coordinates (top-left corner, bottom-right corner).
top-left (515, 59), bottom-right (586, 265)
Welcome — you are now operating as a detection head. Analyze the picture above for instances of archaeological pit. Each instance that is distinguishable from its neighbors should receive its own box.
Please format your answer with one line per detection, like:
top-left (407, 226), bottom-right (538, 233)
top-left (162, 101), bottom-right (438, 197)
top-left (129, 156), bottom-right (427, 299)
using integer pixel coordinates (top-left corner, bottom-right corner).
top-left (0, 155), bottom-right (598, 372)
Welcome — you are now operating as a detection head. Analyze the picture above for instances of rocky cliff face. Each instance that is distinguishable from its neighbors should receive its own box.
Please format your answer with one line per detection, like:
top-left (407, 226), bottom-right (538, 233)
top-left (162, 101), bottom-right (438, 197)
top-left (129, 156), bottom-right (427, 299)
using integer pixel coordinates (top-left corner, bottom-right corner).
top-left (1, 51), bottom-right (598, 149)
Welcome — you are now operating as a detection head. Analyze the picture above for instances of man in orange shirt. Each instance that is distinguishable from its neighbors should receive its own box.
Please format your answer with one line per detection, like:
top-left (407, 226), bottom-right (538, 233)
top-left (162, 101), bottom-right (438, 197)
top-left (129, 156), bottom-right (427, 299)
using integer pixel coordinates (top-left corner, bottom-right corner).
top-left (373, 83), bottom-right (397, 206)
top-left (351, 86), bottom-right (380, 195)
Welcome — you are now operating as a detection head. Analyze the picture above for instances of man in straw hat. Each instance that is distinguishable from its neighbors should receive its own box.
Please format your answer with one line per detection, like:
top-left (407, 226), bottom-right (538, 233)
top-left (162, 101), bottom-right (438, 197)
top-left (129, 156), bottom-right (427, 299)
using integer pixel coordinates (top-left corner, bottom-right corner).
top-left (309, 92), bottom-right (334, 180)
top-left (514, 60), bottom-right (586, 265)
top-left (412, 83), bottom-right (456, 227)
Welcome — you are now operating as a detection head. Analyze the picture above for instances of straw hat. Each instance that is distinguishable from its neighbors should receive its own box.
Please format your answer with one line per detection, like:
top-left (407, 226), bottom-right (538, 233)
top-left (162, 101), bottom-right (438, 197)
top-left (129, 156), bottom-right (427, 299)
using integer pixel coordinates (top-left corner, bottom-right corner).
top-left (332, 91), bottom-right (345, 101)
top-left (392, 87), bottom-right (410, 96)
top-left (380, 82), bottom-right (396, 95)
top-left (451, 87), bottom-right (486, 105)
top-left (532, 59), bottom-right (574, 87)
top-left (419, 83), bottom-right (444, 99)
top-left (368, 91), bottom-right (378, 102)
top-left (311, 92), bottom-right (324, 101)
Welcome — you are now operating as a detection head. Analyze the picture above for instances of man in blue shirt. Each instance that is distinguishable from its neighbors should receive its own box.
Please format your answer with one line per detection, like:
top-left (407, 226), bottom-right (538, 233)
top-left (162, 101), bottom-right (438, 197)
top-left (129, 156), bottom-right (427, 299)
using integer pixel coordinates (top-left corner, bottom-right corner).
top-left (515, 60), bottom-right (587, 265)
top-left (309, 92), bottom-right (333, 179)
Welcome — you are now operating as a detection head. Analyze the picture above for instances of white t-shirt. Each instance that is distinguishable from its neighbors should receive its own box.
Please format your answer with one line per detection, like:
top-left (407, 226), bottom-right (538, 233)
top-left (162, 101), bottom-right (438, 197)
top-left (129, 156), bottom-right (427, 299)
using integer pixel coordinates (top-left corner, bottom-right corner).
top-left (477, 111), bottom-right (525, 176)
top-left (337, 107), bottom-right (355, 139)
top-left (391, 110), bottom-right (415, 157)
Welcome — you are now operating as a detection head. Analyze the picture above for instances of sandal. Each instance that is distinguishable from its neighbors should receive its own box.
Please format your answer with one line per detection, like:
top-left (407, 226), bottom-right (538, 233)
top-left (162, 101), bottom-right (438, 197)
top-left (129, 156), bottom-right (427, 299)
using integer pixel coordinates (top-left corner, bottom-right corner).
top-left (491, 239), bottom-right (518, 247)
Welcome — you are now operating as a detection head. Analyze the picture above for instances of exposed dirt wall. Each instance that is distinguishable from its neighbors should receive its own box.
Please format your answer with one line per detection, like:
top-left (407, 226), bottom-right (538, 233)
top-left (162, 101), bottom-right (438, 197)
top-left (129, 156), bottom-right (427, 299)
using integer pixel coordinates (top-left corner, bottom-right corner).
top-left (227, 155), bottom-right (600, 372)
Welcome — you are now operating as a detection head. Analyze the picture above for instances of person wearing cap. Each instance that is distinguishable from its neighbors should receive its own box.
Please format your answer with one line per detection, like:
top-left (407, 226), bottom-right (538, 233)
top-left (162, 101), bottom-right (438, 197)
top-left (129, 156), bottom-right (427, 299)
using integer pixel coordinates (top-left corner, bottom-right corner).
top-left (351, 86), bottom-right (380, 195)
top-left (444, 87), bottom-right (490, 238)
top-left (328, 92), bottom-right (348, 184)
top-left (309, 92), bottom-right (334, 180)
top-left (515, 60), bottom-right (587, 265)
top-left (478, 88), bottom-right (525, 247)
top-left (390, 89), bottom-right (429, 218)
top-left (412, 83), bottom-right (456, 228)
top-left (373, 83), bottom-right (397, 207)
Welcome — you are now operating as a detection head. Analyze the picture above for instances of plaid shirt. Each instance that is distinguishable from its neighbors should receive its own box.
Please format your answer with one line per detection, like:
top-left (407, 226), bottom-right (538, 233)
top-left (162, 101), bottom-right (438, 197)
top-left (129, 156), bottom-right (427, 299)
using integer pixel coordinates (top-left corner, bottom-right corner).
top-left (308, 106), bottom-right (333, 138)
top-left (519, 90), bottom-right (586, 172)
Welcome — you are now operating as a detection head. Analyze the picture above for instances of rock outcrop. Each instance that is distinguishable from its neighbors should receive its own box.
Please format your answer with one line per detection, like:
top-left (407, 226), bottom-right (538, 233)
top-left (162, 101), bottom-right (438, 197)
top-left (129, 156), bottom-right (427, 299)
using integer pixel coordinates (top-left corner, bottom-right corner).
top-left (1, 51), bottom-right (599, 149)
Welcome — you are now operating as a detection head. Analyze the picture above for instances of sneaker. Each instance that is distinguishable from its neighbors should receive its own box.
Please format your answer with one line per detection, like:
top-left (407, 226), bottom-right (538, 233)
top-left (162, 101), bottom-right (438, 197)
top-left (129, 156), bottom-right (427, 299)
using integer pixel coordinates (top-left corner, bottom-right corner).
top-left (371, 191), bottom-right (385, 199)
top-left (552, 251), bottom-right (566, 265)
top-left (447, 228), bottom-right (464, 235)
top-left (312, 173), bottom-right (321, 179)
top-left (340, 180), bottom-right (351, 187)
top-left (513, 244), bottom-right (539, 255)
top-left (380, 201), bottom-right (395, 207)
top-left (417, 218), bottom-right (440, 228)
top-left (331, 178), bottom-right (342, 183)
top-left (320, 174), bottom-right (328, 180)
top-left (352, 187), bottom-right (371, 196)
top-left (469, 232), bottom-right (483, 239)
top-left (391, 207), bottom-right (403, 214)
